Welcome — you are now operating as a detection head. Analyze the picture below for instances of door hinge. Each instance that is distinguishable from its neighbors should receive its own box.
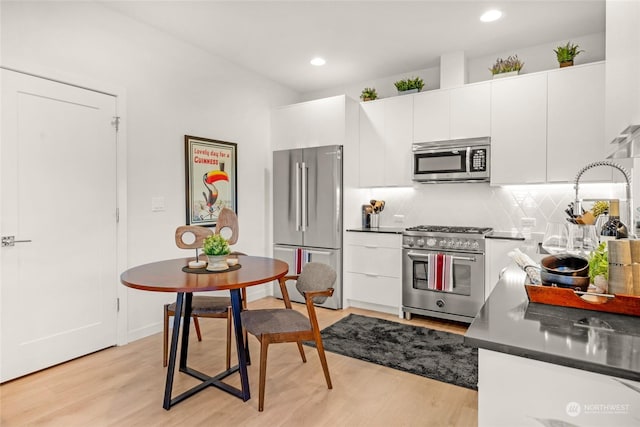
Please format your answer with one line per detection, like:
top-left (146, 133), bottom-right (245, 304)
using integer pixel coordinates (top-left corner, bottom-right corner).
top-left (116, 297), bottom-right (120, 312)
top-left (116, 207), bottom-right (120, 223)
top-left (111, 116), bottom-right (121, 132)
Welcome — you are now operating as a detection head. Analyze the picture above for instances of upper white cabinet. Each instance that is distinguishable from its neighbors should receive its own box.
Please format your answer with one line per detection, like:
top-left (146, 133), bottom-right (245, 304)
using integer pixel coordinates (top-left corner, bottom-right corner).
top-left (547, 62), bottom-right (609, 182)
top-left (413, 90), bottom-right (449, 142)
top-left (605, 0), bottom-right (640, 148)
top-left (359, 96), bottom-right (413, 187)
top-left (490, 62), bottom-right (607, 185)
top-left (413, 82), bottom-right (490, 143)
top-left (272, 95), bottom-right (348, 151)
top-left (491, 73), bottom-right (548, 185)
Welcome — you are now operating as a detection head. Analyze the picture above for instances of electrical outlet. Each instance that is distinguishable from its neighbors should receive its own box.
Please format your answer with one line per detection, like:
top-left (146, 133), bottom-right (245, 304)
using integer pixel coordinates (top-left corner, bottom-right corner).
top-left (521, 217), bottom-right (536, 228)
top-left (393, 214), bottom-right (405, 224)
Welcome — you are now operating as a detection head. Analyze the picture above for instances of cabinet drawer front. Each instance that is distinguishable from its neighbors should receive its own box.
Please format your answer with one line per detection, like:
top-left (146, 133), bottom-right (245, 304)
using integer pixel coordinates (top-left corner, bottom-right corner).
top-left (346, 272), bottom-right (401, 307)
top-left (346, 232), bottom-right (401, 248)
top-left (345, 245), bottom-right (402, 277)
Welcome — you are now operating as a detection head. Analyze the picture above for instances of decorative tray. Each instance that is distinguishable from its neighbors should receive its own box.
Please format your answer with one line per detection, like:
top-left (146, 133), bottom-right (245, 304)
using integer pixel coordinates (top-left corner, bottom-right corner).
top-left (525, 284), bottom-right (640, 317)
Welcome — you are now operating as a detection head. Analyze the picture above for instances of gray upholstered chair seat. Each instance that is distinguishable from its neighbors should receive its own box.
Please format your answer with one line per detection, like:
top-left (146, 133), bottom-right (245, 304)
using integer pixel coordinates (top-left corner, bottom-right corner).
top-left (241, 309), bottom-right (311, 336)
top-left (168, 296), bottom-right (230, 315)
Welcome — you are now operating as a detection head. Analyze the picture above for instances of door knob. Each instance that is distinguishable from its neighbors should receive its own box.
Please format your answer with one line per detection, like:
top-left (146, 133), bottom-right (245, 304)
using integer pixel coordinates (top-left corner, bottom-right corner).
top-left (1, 236), bottom-right (32, 247)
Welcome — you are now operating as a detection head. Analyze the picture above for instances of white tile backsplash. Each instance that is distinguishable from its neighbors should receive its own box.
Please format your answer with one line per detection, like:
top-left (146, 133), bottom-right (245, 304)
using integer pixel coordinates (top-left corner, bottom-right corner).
top-left (355, 182), bottom-right (630, 234)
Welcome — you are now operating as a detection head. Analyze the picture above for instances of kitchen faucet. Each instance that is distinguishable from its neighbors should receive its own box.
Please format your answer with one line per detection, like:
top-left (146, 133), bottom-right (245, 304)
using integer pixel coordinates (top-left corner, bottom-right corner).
top-left (573, 160), bottom-right (634, 237)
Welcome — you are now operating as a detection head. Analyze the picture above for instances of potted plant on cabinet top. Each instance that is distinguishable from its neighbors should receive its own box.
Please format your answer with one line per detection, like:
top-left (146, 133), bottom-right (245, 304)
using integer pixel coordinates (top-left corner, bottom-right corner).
top-left (489, 55), bottom-right (524, 78)
top-left (394, 77), bottom-right (424, 95)
top-left (203, 234), bottom-right (230, 271)
top-left (360, 87), bottom-right (378, 102)
top-left (554, 41), bottom-right (584, 67)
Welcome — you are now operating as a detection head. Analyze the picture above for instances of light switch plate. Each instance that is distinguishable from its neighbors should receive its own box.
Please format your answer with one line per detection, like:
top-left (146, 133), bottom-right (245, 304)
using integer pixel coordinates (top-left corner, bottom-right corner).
top-left (393, 214), bottom-right (405, 223)
top-left (152, 197), bottom-right (165, 212)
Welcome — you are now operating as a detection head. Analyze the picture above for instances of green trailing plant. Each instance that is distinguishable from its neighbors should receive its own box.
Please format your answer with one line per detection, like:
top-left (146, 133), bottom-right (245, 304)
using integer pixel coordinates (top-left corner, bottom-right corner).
top-left (394, 77), bottom-right (424, 92)
top-left (360, 87), bottom-right (378, 101)
top-left (588, 242), bottom-right (608, 282)
top-left (554, 42), bottom-right (584, 63)
top-left (489, 55), bottom-right (524, 75)
top-left (202, 234), bottom-right (230, 256)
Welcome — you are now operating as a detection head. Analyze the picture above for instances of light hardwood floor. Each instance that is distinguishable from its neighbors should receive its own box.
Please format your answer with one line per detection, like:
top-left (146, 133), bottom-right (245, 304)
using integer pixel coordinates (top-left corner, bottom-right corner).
top-left (0, 297), bottom-right (477, 426)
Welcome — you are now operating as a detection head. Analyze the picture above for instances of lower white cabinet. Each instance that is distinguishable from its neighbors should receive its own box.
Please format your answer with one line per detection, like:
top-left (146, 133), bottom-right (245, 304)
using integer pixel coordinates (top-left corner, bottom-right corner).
top-left (478, 349), bottom-right (640, 427)
top-left (344, 232), bottom-right (403, 317)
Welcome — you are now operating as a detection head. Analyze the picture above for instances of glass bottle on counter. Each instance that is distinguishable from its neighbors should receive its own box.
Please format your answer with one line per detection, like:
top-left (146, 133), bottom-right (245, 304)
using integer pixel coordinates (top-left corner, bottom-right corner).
top-left (599, 199), bottom-right (628, 240)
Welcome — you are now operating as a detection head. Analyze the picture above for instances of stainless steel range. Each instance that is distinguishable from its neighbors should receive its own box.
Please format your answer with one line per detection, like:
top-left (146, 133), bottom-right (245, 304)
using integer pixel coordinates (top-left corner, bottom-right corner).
top-left (402, 225), bottom-right (492, 323)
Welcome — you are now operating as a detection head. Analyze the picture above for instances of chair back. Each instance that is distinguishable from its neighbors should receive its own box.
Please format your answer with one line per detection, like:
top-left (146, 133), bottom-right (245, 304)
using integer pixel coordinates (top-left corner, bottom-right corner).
top-left (215, 207), bottom-right (239, 245)
top-left (295, 262), bottom-right (337, 304)
top-left (174, 225), bottom-right (213, 249)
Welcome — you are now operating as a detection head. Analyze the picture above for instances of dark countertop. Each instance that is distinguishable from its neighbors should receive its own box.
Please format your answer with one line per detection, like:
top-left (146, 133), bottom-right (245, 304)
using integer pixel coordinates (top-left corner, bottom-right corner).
top-left (486, 231), bottom-right (525, 240)
top-left (346, 227), bottom-right (405, 234)
top-left (464, 266), bottom-right (640, 382)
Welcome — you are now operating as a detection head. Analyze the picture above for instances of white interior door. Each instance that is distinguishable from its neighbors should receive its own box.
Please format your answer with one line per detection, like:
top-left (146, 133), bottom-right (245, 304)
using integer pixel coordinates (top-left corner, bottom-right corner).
top-left (1, 69), bottom-right (118, 382)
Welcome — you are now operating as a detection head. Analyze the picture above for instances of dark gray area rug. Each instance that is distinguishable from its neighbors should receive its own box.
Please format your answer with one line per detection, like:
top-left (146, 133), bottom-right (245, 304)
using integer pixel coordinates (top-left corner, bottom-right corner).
top-left (306, 313), bottom-right (478, 390)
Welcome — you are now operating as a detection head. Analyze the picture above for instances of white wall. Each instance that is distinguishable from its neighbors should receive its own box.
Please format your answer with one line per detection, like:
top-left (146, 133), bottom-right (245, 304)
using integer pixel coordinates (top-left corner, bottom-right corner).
top-left (1, 1), bottom-right (299, 341)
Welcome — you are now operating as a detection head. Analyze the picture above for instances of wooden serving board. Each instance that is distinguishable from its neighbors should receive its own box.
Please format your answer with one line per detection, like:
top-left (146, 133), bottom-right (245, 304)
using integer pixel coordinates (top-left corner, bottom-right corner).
top-left (525, 284), bottom-right (640, 317)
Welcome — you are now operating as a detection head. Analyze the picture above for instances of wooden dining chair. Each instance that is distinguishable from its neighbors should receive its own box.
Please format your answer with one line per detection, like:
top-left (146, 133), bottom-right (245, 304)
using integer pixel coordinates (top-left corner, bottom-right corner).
top-left (163, 225), bottom-right (232, 368)
top-left (240, 262), bottom-right (336, 411)
top-left (164, 217), bottom-right (247, 368)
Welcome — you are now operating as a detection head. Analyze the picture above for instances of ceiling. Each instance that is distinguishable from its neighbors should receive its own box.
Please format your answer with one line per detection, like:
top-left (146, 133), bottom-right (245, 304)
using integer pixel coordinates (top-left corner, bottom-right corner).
top-left (101, 1), bottom-right (605, 94)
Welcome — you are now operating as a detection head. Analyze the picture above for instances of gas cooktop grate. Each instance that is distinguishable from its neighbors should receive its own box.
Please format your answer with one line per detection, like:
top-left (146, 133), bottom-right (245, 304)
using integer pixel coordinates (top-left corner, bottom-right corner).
top-left (405, 225), bottom-right (493, 234)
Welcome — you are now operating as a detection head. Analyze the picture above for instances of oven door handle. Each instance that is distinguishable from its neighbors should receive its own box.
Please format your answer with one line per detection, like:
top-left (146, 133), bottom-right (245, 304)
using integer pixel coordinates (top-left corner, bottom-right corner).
top-left (407, 251), bottom-right (477, 263)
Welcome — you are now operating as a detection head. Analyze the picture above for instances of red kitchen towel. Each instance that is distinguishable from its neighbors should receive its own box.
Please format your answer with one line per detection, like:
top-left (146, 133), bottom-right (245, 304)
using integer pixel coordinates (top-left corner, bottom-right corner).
top-left (435, 253), bottom-right (444, 291)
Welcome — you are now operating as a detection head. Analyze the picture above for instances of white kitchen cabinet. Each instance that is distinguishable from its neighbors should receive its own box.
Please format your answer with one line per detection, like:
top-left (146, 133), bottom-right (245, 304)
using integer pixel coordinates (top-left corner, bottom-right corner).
top-left (547, 62), bottom-right (609, 183)
top-left (413, 82), bottom-right (490, 143)
top-left (413, 89), bottom-right (450, 142)
top-left (490, 73), bottom-right (548, 185)
top-left (272, 95), bottom-right (348, 151)
top-left (359, 96), bottom-right (412, 187)
top-left (344, 232), bottom-right (403, 317)
top-left (605, 0), bottom-right (640, 149)
top-left (478, 349), bottom-right (640, 427)
top-left (450, 82), bottom-right (491, 140)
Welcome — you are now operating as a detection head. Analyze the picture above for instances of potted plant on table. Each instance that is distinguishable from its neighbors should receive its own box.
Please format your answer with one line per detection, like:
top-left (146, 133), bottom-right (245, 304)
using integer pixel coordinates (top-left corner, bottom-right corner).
top-left (203, 234), bottom-right (230, 271)
top-left (360, 87), bottom-right (378, 102)
top-left (489, 55), bottom-right (524, 78)
top-left (554, 41), bottom-right (584, 67)
top-left (394, 77), bottom-right (424, 95)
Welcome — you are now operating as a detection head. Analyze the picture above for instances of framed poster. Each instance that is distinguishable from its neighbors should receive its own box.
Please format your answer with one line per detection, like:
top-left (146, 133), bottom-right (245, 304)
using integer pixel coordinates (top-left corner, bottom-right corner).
top-left (184, 135), bottom-right (237, 226)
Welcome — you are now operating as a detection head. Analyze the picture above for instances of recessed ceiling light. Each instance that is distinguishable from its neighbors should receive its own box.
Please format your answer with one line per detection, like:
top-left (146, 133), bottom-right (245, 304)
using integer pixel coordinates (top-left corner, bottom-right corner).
top-left (310, 57), bottom-right (326, 66)
top-left (480, 10), bottom-right (502, 22)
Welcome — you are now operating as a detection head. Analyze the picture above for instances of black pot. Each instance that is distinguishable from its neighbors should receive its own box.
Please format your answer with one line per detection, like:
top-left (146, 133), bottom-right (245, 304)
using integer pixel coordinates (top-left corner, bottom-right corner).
top-left (540, 270), bottom-right (590, 292)
top-left (540, 254), bottom-right (589, 277)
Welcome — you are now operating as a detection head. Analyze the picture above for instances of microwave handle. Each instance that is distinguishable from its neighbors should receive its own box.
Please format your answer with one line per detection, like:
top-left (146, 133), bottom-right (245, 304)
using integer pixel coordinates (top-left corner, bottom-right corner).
top-left (465, 147), bottom-right (471, 173)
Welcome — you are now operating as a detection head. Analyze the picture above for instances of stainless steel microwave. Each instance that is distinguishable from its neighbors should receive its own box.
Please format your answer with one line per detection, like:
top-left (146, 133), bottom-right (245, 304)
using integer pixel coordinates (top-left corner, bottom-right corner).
top-left (412, 137), bottom-right (490, 183)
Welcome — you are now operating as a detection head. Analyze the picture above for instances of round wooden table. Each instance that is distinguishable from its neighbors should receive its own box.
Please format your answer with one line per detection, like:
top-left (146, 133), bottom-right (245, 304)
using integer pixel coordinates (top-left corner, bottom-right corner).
top-left (120, 255), bottom-right (288, 410)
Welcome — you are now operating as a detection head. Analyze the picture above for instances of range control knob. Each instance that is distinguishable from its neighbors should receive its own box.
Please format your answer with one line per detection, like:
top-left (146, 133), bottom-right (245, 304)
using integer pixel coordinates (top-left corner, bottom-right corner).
top-left (436, 299), bottom-right (445, 308)
top-left (472, 241), bottom-right (480, 250)
top-left (416, 238), bottom-right (425, 247)
top-left (405, 237), bottom-right (414, 247)
top-left (426, 238), bottom-right (437, 247)
top-left (439, 240), bottom-right (447, 247)
top-left (447, 239), bottom-right (455, 247)
top-left (454, 240), bottom-right (463, 248)
top-left (463, 240), bottom-right (471, 249)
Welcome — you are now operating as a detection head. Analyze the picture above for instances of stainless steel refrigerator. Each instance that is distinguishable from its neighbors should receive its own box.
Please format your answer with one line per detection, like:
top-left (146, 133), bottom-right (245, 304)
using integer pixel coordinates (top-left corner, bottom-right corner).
top-left (272, 145), bottom-right (342, 309)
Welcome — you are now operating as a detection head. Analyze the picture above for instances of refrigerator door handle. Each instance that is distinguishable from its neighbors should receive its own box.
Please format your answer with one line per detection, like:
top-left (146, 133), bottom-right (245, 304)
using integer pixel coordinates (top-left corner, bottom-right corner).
top-left (295, 162), bottom-right (301, 231)
top-left (301, 161), bottom-right (307, 232)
